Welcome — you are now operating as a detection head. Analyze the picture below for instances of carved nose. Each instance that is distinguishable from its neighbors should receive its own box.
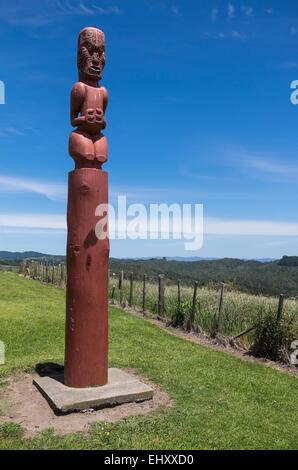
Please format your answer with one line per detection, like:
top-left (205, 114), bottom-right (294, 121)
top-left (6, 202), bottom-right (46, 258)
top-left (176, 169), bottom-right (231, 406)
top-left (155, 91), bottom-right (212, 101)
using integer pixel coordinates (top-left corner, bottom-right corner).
top-left (92, 56), bottom-right (100, 65)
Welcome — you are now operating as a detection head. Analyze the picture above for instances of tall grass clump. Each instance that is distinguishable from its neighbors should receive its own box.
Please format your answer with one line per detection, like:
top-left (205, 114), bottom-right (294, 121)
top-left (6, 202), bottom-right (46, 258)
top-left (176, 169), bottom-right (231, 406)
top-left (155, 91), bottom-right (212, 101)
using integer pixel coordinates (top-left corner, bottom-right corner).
top-left (251, 309), bottom-right (298, 362)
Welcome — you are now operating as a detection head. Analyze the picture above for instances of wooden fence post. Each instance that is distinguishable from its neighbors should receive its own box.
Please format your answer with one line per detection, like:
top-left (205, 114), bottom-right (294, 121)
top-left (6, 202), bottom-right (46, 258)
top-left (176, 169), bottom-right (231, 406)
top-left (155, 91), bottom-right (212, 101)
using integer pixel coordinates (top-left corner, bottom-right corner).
top-left (19, 260), bottom-right (23, 274)
top-left (29, 260), bottom-right (33, 277)
top-left (187, 281), bottom-right (198, 331)
top-left (60, 263), bottom-right (65, 286)
top-left (119, 271), bottom-right (124, 305)
top-left (34, 262), bottom-right (38, 280)
top-left (142, 274), bottom-right (146, 315)
top-left (213, 282), bottom-right (225, 337)
top-left (24, 259), bottom-right (30, 277)
top-left (51, 263), bottom-right (55, 284)
top-left (111, 285), bottom-right (115, 300)
top-left (276, 294), bottom-right (284, 325)
top-left (129, 272), bottom-right (134, 307)
top-left (158, 274), bottom-right (165, 317)
top-left (274, 294), bottom-right (285, 359)
top-left (45, 261), bottom-right (49, 283)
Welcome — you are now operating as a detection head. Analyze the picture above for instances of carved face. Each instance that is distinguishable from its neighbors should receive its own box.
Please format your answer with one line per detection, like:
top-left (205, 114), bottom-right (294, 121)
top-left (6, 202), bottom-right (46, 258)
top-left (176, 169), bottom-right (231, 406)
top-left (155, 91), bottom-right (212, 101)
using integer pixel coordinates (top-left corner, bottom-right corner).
top-left (77, 27), bottom-right (105, 82)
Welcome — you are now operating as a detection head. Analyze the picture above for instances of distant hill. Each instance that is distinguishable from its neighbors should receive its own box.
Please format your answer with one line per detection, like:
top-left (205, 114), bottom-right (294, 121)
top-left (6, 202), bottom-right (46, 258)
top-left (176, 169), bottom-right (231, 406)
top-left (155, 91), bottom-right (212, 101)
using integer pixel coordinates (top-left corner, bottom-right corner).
top-left (0, 251), bottom-right (66, 266)
top-left (1, 252), bottom-right (298, 296)
top-left (278, 256), bottom-right (298, 267)
top-left (0, 251), bottom-right (65, 260)
top-left (116, 256), bottom-right (276, 263)
top-left (109, 256), bottom-right (298, 297)
top-left (0, 251), bottom-right (275, 263)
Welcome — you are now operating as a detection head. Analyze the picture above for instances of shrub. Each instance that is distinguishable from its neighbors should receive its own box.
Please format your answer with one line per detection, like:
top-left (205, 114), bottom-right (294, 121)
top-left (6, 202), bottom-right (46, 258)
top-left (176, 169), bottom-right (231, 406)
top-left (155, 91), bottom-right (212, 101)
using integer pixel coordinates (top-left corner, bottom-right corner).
top-left (170, 300), bottom-right (192, 327)
top-left (251, 310), bottom-right (298, 363)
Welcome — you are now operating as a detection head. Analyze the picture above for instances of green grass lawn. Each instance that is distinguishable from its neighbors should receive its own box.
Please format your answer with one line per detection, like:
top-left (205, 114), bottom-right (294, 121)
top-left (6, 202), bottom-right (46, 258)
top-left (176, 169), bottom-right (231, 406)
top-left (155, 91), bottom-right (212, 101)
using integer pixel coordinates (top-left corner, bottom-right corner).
top-left (0, 272), bottom-right (297, 450)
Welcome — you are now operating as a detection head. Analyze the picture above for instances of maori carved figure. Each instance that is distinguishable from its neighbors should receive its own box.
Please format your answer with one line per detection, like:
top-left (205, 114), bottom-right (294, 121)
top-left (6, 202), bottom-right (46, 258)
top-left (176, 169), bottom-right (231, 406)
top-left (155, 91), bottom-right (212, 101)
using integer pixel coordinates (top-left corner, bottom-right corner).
top-left (64, 27), bottom-right (109, 387)
top-left (69, 27), bottom-right (108, 169)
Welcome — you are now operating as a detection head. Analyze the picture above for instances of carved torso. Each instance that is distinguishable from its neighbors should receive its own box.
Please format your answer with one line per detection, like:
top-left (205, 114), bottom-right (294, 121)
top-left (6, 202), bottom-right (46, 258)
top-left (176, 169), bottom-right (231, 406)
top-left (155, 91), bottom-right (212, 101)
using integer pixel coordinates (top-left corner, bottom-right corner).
top-left (76, 83), bottom-right (105, 135)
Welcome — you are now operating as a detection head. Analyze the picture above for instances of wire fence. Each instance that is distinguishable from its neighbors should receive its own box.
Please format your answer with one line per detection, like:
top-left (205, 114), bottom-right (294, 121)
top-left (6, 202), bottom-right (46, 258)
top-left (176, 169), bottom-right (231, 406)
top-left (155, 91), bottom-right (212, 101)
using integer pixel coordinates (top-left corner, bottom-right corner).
top-left (18, 259), bottom-right (298, 358)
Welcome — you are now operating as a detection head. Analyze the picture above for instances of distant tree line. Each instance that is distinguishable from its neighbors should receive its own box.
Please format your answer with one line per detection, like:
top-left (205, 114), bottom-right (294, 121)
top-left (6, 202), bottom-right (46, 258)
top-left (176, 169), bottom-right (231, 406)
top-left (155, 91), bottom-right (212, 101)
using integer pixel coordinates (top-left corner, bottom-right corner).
top-left (3, 253), bottom-right (298, 297)
top-left (109, 256), bottom-right (298, 297)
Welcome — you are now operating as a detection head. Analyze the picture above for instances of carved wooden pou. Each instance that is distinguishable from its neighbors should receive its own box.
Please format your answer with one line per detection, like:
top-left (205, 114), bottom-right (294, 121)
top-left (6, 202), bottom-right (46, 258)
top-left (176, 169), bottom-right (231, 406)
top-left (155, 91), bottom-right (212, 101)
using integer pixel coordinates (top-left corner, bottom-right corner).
top-left (64, 27), bottom-right (109, 388)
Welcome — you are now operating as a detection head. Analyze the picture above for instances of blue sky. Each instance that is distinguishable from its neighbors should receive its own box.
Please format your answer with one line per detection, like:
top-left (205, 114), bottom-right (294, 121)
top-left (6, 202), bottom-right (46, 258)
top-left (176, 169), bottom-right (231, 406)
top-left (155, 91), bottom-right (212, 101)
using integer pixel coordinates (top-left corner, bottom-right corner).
top-left (1, 0), bottom-right (298, 258)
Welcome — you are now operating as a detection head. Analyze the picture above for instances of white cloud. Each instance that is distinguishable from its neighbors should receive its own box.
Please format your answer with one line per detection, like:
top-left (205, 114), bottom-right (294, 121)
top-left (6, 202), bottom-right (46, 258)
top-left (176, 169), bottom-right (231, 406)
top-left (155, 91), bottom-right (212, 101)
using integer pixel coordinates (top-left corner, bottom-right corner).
top-left (0, 175), bottom-right (67, 201)
top-left (171, 6), bottom-right (179, 16)
top-left (57, 1), bottom-right (121, 16)
top-left (205, 218), bottom-right (298, 236)
top-left (241, 155), bottom-right (298, 182)
top-left (227, 3), bottom-right (235, 18)
top-left (93, 5), bottom-right (121, 16)
top-left (241, 6), bottom-right (253, 17)
top-left (211, 7), bottom-right (218, 22)
top-left (0, 213), bottom-right (66, 229)
top-left (0, 1), bottom-right (122, 26)
top-left (264, 8), bottom-right (273, 14)
top-left (0, 228), bottom-right (65, 235)
top-left (2, 212), bottom-right (298, 238)
top-left (77, 1), bottom-right (94, 15)
top-left (0, 127), bottom-right (26, 137)
top-left (0, 174), bottom-right (220, 204)
top-left (278, 61), bottom-right (298, 69)
top-left (291, 27), bottom-right (298, 35)
top-left (231, 31), bottom-right (245, 39)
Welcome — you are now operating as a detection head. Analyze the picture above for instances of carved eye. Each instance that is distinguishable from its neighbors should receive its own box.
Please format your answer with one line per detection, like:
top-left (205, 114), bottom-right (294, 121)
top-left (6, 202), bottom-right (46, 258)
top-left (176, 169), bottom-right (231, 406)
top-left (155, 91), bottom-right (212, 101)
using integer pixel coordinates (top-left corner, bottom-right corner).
top-left (87, 44), bottom-right (92, 51)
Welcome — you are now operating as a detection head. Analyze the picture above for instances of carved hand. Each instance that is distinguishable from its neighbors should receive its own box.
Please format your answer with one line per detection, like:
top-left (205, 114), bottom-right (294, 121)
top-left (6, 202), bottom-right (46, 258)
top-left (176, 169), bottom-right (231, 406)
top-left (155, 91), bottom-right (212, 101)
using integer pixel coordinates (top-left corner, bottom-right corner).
top-left (72, 115), bottom-right (86, 127)
top-left (84, 108), bottom-right (105, 129)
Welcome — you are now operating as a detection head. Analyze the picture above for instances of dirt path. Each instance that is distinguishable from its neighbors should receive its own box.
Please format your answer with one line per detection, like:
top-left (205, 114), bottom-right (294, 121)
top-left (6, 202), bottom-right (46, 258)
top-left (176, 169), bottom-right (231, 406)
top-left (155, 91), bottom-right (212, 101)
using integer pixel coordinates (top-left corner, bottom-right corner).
top-left (0, 369), bottom-right (171, 437)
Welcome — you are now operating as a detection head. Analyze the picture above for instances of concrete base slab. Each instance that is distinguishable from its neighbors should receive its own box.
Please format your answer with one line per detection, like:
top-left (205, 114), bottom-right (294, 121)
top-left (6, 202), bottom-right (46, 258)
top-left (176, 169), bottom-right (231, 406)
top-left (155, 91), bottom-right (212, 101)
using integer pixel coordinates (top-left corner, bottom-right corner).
top-left (33, 368), bottom-right (154, 413)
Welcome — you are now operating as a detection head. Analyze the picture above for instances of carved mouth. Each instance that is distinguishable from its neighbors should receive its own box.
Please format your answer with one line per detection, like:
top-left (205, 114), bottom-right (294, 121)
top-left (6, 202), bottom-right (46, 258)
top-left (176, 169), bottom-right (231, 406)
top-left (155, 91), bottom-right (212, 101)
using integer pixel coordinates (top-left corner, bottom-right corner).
top-left (89, 65), bottom-right (101, 74)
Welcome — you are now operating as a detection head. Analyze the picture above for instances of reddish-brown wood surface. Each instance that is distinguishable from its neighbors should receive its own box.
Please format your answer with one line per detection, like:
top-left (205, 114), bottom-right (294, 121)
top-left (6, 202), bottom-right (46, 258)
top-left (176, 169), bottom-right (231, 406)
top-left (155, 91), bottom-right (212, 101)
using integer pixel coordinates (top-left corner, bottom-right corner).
top-left (64, 168), bottom-right (109, 387)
